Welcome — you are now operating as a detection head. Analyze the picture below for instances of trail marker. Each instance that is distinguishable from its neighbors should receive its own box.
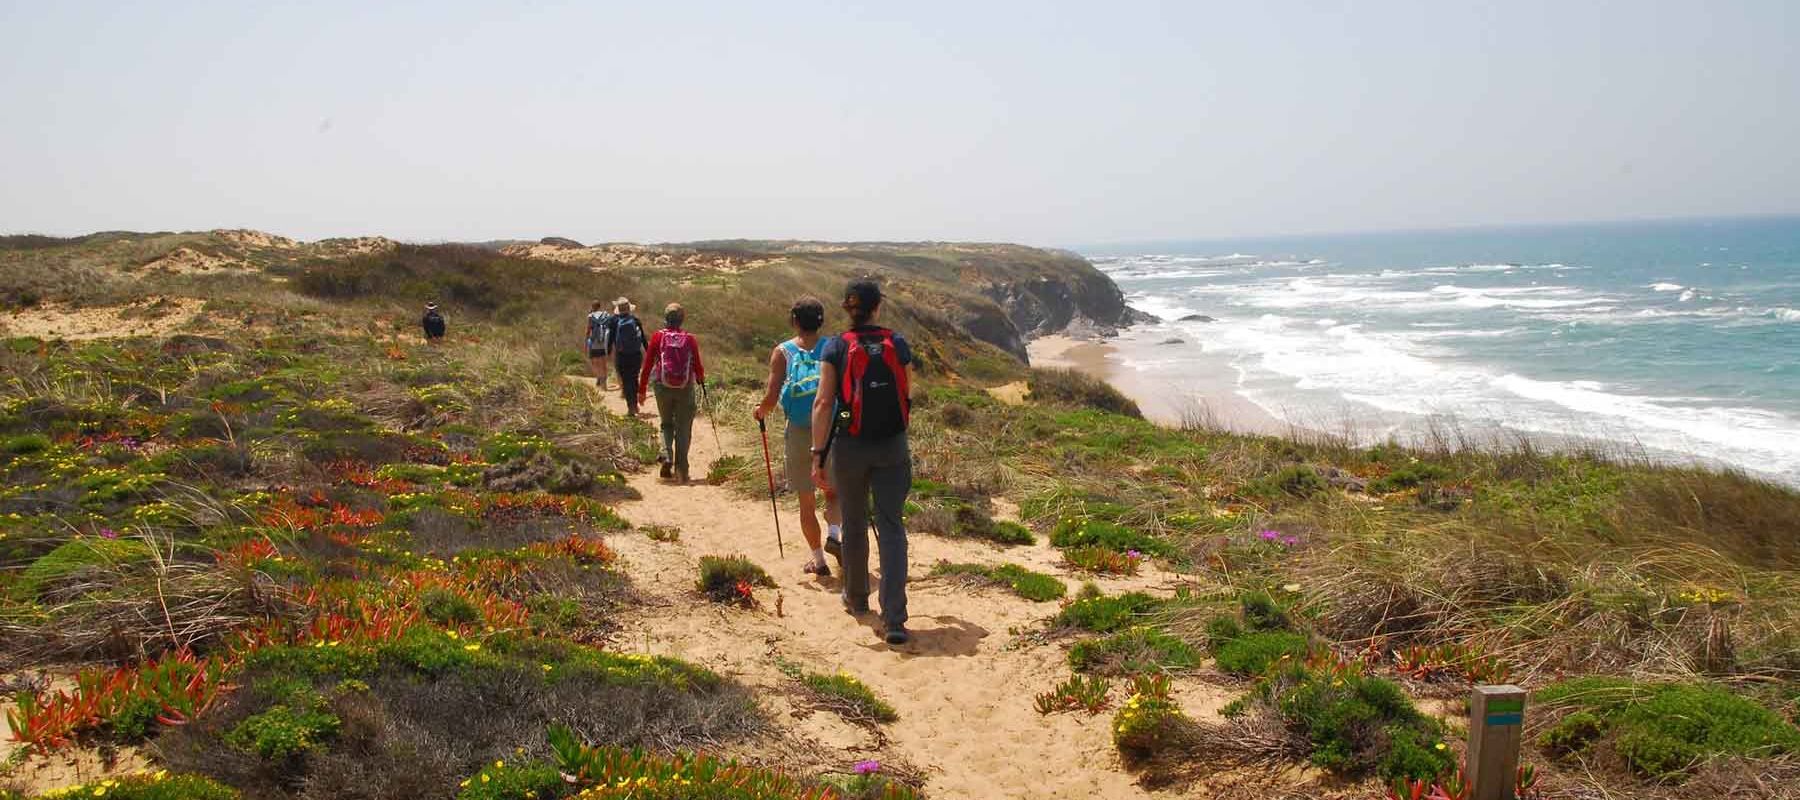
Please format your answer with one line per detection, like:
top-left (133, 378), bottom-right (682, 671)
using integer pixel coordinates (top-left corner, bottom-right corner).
top-left (1468, 684), bottom-right (1526, 800)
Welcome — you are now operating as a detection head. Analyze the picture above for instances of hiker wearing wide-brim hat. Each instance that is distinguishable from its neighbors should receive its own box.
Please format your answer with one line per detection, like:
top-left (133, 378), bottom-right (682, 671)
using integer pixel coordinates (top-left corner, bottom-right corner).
top-left (421, 302), bottom-right (447, 342)
top-left (608, 297), bottom-right (649, 416)
top-left (810, 280), bottom-right (916, 646)
top-left (638, 302), bottom-right (706, 482)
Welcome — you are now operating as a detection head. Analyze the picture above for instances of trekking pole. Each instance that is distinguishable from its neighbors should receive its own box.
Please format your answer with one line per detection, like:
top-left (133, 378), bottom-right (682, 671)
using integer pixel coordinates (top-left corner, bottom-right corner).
top-left (700, 382), bottom-right (723, 454)
top-left (756, 418), bottom-right (786, 558)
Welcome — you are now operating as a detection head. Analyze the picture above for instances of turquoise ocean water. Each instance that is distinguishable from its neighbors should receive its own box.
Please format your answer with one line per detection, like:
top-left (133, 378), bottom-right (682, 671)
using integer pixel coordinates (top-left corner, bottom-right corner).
top-left (1081, 216), bottom-right (1800, 484)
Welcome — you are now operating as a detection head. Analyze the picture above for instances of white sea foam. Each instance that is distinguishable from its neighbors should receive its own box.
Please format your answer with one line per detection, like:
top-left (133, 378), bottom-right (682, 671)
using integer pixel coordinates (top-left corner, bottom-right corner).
top-left (1678, 289), bottom-right (1698, 302)
top-left (1774, 307), bottom-right (1800, 322)
top-left (1649, 282), bottom-right (1685, 292)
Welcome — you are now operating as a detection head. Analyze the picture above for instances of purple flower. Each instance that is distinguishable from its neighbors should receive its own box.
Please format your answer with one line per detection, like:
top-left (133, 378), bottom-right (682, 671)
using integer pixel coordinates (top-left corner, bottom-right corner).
top-left (98, 528), bottom-right (119, 540)
top-left (1259, 529), bottom-right (1280, 541)
top-left (1280, 535), bottom-right (1301, 547)
top-left (1126, 549), bottom-right (1142, 560)
top-left (853, 760), bottom-right (880, 775)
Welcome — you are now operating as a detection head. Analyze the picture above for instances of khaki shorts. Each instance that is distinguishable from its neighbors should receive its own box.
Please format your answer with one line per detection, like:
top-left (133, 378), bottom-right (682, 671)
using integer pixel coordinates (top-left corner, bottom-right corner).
top-left (783, 423), bottom-right (827, 495)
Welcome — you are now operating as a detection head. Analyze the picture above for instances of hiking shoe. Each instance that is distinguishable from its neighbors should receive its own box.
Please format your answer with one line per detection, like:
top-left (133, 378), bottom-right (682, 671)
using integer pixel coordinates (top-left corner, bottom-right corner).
top-left (803, 560), bottom-right (831, 578)
top-left (659, 461), bottom-right (673, 480)
top-left (824, 536), bottom-right (842, 559)
top-left (842, 593), bottom-right (870, 616)
top-left (884, 626), bottom-right (910, 646)
top-left (675, 466), bottom-right (690, 484)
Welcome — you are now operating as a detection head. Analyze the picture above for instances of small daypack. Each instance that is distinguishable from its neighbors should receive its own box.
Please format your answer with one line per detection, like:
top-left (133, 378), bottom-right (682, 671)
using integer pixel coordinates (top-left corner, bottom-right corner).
top-left (586, 311), bottom-right (614, 351)
top-left (779, 339), bottom-right (825, 424)
top-left (839, 328), bottom-right (908, 439)
top-left (422, 310), bottom-right (445, 336)
top-left (654, 329), bottom-right (697, 388)
top-left (612, 316), bottom-right (644, 355)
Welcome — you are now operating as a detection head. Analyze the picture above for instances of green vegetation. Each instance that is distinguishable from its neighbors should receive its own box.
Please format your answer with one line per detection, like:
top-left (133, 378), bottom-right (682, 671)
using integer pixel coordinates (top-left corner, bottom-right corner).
top-left (1537, 678), bottom-right (1800, 779)
top-left (930, 561), bottom-right (1066, 602)
top-left (5, 773), bottom-right (241, 800)
top-left (1054, 591), bottom-right (1161, 634)
top-left (1069, 627), bottom-right (1201, 676)
top-left (793, 670), bottom-right (899, 724)
top-left (697, 554), bottom-right (776, 604)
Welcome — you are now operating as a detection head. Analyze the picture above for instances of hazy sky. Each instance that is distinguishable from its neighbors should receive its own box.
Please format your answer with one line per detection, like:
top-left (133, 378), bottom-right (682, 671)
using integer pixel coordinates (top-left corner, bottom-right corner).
top-left (2, 1), bottom-right (1796, 245)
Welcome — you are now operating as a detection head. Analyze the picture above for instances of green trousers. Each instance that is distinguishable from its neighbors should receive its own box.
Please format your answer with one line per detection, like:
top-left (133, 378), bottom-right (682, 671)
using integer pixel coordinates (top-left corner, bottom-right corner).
top-left (653, 382), bottom-right (698, 471)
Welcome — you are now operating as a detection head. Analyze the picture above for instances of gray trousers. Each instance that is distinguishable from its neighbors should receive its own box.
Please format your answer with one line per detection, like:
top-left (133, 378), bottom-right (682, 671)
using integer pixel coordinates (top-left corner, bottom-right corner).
top-left (831, 434), bottom-right (912, 628)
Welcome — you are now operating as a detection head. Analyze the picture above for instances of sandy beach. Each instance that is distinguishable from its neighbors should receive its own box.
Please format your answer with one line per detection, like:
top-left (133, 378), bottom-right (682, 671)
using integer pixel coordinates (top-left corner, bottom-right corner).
top-left (1028, 333), bottom-right (1295, 436)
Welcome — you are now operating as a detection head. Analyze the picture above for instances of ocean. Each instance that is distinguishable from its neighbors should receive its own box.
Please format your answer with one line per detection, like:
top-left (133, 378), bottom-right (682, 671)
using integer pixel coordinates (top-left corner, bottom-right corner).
top-left (1079, 216), bottom-right (1800, 485)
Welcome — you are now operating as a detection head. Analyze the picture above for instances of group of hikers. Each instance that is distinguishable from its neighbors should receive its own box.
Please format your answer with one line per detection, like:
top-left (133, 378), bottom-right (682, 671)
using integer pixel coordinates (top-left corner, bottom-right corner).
top-left (579, 280), bottom-right (917, 645)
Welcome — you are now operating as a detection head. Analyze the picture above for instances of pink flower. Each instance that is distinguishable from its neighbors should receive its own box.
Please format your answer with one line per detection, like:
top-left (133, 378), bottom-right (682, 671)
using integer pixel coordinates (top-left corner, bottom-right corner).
top-left (98, 528), bottom-right (119, 540)
top-left (1126, 549), bottom-right (1142, 560)
top-left (854, 760), bottom-right (880, 775)
top-left (1258, 529), bottom-right (1280, 541)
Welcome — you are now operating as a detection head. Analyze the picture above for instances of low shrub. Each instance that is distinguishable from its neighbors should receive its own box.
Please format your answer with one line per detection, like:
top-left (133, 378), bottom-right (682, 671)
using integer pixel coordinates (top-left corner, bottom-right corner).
top-left (1070, 627), bottom-right (1201, 676)
top-left (1112, 674), bottom-right (1192, 760)
top-left (225, 702), bottom-right (342, 760)
top-left (931, 562), bottom-right (1065, 602)
top-left (1050, 518), bottom-right (1170, 557)
top-left (1214, 630), bottom-right (1311, 677)
top-left (640, 524), bottom-right (680, 542)
top-left (13, 773), bottom-right (240, 800)
top-left (706, 454), bottom-right (751, 486)
top-left (544, 724), bottom-right (919, 799)
top-left (1231, 657), bottom-right (1452, 782)
top-left (17, 535), bottom-right (152, 597)
top-left (1034, 673), bottom-right (1112, 715)
top-left (1028, 368), bottom-right (1143, 418)
top-left (455, 760), bottom-right (571, 800)
top-left (1063, 544), bottom-right (1142, 575)
top-left (1243, 465), bottom-right (1327, 499)
top-left (797, 671), bottom-right (899, 724)
top-left (1536, 678), bottom-right (1800, 779)
top-left (1054, 592), bottom-right (1161, 634)
top-left (697, 554), bottom-right (775, 605)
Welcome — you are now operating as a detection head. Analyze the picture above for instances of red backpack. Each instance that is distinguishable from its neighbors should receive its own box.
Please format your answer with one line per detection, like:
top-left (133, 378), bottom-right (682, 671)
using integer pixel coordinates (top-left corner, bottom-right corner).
top-left (839, 328), bottom-right (909, 438)
top-left (655, 329), bottom-right (697, 388)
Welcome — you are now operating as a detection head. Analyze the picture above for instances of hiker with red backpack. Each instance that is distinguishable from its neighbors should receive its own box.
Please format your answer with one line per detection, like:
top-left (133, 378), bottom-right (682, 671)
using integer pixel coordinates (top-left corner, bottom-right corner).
top-left (638, 302), bottom-right (706, 483)
top-left (754, 297), bottom-right (841, 578)
top-left (810, 280), bottom-right (916, 646)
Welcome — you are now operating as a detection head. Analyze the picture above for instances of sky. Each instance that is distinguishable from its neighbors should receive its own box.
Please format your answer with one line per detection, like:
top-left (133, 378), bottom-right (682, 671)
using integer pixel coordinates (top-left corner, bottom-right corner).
top-left (2, 1), bottom-right (1796, 246)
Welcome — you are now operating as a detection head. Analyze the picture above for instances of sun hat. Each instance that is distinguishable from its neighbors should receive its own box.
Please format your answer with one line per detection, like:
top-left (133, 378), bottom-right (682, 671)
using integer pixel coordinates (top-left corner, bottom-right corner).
top-left (614, 297), bottom-right (632, 312)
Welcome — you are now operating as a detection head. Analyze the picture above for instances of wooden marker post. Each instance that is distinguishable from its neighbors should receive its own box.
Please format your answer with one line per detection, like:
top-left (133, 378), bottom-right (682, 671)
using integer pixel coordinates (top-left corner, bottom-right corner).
top-left (1467, 684), bottom-right (1527, 800)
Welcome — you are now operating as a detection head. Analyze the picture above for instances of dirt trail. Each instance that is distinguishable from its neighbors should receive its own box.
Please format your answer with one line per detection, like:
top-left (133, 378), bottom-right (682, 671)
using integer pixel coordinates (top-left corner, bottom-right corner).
top-left (571, 377), bottom-right (1211, 798)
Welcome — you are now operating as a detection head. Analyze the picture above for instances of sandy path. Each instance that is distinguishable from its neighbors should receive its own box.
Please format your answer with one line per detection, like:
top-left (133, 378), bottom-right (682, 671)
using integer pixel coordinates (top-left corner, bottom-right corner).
top-left (571, 377), bottom-right (1200, 799)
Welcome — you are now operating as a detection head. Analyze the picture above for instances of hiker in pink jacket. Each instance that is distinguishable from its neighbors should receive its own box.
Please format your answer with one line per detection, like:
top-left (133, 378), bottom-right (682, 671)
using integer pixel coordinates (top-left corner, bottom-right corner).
top-left (638, 302), bottom-right (707, 483)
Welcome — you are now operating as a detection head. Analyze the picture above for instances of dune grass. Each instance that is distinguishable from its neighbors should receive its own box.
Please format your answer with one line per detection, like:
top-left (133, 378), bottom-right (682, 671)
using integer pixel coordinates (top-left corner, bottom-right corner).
top-left (930, 561), bottom-right (1066, 602)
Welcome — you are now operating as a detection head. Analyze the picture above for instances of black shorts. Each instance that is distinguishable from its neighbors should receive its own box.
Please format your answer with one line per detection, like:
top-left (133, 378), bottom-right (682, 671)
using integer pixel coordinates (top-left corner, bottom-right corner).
top-left (589, 349), bottom-right (609, 359)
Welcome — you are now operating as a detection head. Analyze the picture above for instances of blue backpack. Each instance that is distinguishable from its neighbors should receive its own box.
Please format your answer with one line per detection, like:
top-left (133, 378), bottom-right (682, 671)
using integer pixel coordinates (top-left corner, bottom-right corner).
top-left (779, 339), bottom-right (826, 424)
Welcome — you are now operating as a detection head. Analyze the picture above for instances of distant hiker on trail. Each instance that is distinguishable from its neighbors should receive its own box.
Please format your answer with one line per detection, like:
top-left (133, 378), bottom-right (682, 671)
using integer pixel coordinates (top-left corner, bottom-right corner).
top-left (639, 302), bottom-right (705, 483)
top-left (812, 280), bottom-right (915, 646)
top-left (609, 298), bottom-right (649, 417)
top-left (754, 297), bottom-right (841, 578)
top-left (584, 300), bottom-right (615, 390)
top-left (422, 302), bottom-right (447, 342)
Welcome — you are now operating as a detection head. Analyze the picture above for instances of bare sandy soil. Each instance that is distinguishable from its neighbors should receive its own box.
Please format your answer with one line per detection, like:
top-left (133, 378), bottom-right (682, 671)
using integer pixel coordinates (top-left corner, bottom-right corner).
top-left (0, 298), bottom-right (203, 341)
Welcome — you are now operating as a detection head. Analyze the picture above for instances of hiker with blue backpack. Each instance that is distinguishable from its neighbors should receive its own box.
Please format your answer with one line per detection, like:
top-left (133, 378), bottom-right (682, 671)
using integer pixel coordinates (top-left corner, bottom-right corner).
top-left (638, 302), bottom-right (705, 483)
top-left (811, 280), bottom-right (916, 646)
top-left (608, 298), bottom-right (649, 417)
top-left (754, 297), bottom-right (842, 577)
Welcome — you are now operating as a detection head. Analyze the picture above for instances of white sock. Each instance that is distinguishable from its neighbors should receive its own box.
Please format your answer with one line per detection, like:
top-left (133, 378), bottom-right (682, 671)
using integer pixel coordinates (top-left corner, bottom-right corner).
top-left (827, 524), bottom-right (841, 540)
top-left (811, 548), bottom-right (826, 564)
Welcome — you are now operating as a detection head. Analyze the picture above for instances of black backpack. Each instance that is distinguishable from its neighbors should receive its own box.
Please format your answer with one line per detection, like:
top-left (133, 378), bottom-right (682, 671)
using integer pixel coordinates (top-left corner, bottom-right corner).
top-left (612, 316), bottom-right (644, 355)
top-left (839, 328), bottom-right (909, 440)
